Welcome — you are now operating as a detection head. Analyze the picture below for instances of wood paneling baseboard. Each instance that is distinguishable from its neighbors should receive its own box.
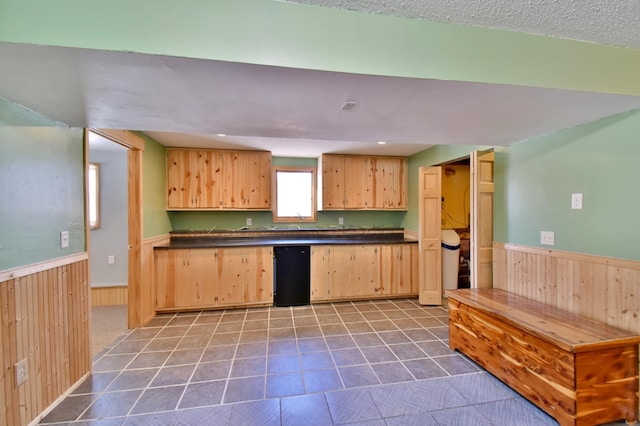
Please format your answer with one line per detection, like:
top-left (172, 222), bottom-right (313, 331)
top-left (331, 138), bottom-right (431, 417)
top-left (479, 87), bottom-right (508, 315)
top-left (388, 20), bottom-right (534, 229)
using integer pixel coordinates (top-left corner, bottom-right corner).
top-left (91, 286), bottom-right (128, 306)
top-left (0, 255), bottom-right (90, 426)
top-left (493, 242), bottom-right (640, 333)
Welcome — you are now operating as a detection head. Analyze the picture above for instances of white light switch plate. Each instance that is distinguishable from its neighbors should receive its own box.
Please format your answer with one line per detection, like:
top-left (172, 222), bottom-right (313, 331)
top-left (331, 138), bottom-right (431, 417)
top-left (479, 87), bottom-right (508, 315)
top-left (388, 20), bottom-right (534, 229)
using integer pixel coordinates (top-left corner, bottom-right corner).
top-left (571, 193), bottom-right (583, 209)
top-left (60, 231), bottom-right (69, 248)
top-left (246, 218), bottom-right (252, 226)
top-left (541, 231), bottom-right (555, 246)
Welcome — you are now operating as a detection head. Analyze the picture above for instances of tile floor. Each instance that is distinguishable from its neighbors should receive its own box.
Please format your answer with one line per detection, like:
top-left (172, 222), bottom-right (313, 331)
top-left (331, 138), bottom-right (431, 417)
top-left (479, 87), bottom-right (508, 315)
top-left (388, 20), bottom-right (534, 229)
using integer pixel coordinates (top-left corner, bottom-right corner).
top-left (40, 298), bottom-right (572, 425)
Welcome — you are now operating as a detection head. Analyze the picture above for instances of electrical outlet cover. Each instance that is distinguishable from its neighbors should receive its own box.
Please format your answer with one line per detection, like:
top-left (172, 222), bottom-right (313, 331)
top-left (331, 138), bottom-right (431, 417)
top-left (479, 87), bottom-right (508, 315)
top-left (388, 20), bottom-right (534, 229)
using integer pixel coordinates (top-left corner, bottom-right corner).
top-left (15, 359), bottom-right (27, 386)
top-left (541, 231), bottom-right (555, 246)
top-left (571, 193), bottom-right (583, 209)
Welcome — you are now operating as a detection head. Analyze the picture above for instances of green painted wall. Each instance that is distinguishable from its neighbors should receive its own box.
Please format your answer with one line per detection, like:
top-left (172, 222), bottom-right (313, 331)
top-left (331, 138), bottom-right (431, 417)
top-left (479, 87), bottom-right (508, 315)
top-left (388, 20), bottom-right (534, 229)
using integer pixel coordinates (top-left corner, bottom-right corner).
top-left (1, 0), bottom-right (639, 95)
top-left (0, 98), bottom-right (85, 270)
top-left (168, 156), bottom-right (405, 230)
top-left (494, 110), bottom-right (640, 261)
top-left (168, 210), bottom-right (406, 231)
top-left (141, 133), bottom-right (172, 238)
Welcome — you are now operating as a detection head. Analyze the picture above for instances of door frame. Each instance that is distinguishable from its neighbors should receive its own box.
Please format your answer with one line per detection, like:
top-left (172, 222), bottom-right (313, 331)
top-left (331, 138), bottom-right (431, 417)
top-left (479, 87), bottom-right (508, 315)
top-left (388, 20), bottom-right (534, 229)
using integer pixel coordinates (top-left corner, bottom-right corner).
top-left (87, 129), bottom-right (145, 328)
top-left (418, 149), bottom-right (495, 303)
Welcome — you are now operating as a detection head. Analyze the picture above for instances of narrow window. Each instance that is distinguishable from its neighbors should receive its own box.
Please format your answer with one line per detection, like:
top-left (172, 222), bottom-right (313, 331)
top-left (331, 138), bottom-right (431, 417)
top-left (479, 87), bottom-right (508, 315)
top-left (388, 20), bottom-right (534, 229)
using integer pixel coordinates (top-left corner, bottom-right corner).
top-left (89, 163), bottom-right (100, 229)
top-left (273, 167), bottom-right (316, 223)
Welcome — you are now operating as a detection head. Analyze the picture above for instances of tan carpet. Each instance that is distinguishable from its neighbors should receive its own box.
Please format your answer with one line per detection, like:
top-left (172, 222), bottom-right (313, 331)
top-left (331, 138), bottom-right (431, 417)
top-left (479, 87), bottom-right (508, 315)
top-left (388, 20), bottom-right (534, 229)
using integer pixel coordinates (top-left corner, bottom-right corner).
top-left (91, 305), bottom-right (128, 358)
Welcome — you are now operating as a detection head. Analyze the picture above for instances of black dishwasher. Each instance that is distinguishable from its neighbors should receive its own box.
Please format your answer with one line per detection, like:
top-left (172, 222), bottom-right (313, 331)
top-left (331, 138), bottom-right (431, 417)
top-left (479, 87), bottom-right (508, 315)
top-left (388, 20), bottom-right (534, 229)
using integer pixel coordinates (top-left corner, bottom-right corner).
top-left (274, 246), bottom-right (310, 307)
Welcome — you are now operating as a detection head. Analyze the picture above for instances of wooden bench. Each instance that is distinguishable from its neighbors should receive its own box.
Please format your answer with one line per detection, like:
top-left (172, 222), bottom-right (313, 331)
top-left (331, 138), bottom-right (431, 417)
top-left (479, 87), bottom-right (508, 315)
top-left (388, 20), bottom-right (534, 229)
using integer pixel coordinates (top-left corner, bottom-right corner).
top-left (447, 288), bottom-right (640, 426)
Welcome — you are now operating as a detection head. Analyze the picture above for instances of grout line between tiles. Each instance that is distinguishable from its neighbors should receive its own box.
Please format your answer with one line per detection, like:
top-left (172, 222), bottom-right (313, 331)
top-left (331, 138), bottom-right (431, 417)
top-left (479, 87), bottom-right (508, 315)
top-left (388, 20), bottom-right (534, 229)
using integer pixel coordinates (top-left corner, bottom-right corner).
top-left (72, 299), bottom-right (494, 425)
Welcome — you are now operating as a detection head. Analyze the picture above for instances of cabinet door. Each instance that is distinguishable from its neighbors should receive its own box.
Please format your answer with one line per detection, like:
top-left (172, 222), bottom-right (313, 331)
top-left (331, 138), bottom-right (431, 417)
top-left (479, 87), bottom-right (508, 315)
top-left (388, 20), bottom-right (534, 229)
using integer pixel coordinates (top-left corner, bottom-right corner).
top-left (217, 151), bottom-right (271, 209)
top-left (310, 246), bottom-right (333, 301)
top-left (155, 249), bottom-right (216, 309)
top-left (373, 157), bottom-right (407, 209)
top-left (167, 150), bottom-right (199, 208)
top-left (378, 244), bottom-right (418, 296)
top-left (347, 245), bottom-right (380, 297)
top-left (155, 250), bottom-right (173, 309)
top-left (216, 247), bottom-right (273, 306)
top-left (241, 151), bottom-right (272, 209)
top-left (168, 149), bottom-right (271, 210)
top-left (344, 156), bottom-right (373, 209)
top-left (167, 150), bottom-right (221, 209)
top-left (321, 155), bottom-right (345, 209)
top-left (311, 245), bottom-right (380, 301)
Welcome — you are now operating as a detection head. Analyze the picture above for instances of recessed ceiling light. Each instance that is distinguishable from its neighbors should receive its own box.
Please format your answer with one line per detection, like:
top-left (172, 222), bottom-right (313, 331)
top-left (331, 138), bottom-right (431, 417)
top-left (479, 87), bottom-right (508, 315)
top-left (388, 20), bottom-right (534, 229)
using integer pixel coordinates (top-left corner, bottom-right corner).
top-left (377, 141), bottom-right (387, 145)
top-left (216, 133), bottom-right (226, 137)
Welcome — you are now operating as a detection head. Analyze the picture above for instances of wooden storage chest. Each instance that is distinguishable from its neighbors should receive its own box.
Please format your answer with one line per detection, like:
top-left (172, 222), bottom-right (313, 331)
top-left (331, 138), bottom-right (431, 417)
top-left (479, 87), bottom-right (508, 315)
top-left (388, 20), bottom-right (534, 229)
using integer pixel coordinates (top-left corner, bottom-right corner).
top-left (448, 288), bottom-right (640, 426)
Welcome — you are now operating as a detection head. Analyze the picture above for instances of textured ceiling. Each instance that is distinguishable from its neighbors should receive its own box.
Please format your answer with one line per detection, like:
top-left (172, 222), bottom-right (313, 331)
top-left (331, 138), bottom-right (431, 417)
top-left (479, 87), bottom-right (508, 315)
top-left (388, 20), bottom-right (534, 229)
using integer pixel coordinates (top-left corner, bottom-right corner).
top-left (287, 0), bottom-right (640, 49)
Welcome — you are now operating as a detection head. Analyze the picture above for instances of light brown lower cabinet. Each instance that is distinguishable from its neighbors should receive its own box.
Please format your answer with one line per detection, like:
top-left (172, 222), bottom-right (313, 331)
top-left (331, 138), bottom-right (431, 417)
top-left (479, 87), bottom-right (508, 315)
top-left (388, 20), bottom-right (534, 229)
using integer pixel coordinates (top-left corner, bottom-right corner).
top-left (310, 244), bottom-right (418, 302)
top-left (155, 247), bottom-right (273, 311)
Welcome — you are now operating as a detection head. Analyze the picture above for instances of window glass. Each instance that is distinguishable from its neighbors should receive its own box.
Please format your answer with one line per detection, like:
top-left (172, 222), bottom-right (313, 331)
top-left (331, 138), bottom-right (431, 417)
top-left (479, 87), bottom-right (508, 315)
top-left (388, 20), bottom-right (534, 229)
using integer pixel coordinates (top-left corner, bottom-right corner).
top-left (273, 167), bottom-right (316, 222)
top-left (89, 163), bottom-right (100, 229)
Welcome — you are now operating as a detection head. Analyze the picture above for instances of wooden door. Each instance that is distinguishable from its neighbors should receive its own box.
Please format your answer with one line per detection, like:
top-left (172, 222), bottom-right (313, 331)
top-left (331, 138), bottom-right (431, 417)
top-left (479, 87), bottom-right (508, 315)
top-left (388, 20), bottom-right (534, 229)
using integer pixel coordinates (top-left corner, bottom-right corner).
top-left (190, 149), bottom-right (215, 208)
top-left (243, 151), bottom-right (271, 209)
top-left (471, 150), bottom-right (494, 289)
top-left (166, 149), bottom-right (219, 208)
top-left (418, 167), bottom-right (442, 305)
top-left (373, 157), bottom-right (407, 209)
top-left (166, 149), bottom-right (192, 208)
top-left (154, 250), bottom-right (173, 309)
top-left (216, 247), bottom-right (273, 306)
top-left (351, 245), bottom-right (380, 297)
top-left (219, 151), bottom-right (240, 208)
top-left (310, 246), bottom-right (332, 301)
top-left (242, 247), bottom-right (273, 303)
top-left (215, 247), bottom-right (246, 305)
top-left (155, 249), bottom-right (216, 309)
top-left (321, 155), bottom-right (345, 209)
top-left (378, 244), bottom-right (416, 296)
top-left (344, 156), bottom-right (372, 208)
top-left (327, 245), bottom-right (357, 299)
top-left (201, 150), bottom-right (221, 208)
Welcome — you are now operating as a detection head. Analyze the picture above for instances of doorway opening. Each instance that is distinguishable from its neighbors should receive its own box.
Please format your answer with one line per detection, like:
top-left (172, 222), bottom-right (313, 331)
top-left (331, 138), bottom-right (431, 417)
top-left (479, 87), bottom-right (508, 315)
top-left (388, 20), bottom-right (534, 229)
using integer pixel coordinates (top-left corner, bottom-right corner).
top-left (87, 130), bottom-right (130, 357)
top-left (440, 158), bottom-right (471, 290)
top-left (418, 150), bottom-right (494, 305)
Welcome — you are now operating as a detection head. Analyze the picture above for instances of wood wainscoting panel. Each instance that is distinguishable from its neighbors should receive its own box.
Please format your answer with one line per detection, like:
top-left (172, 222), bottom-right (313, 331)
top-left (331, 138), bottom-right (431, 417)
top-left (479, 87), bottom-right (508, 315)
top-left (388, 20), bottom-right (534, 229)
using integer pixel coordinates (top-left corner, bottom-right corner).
top-left (0, 255), bottom-right (90, 426)
top-left (493, 242), bottom-right (640, 334)
top-left (91, 286), bottom-right (128, 306)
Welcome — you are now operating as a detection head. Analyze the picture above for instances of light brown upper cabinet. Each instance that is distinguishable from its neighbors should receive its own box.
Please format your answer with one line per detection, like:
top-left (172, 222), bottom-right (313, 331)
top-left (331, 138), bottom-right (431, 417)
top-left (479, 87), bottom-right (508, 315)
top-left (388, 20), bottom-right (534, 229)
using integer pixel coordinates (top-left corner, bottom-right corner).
top-left (320, 154), bottom-right (407, 210)
top-left (167, 149), bottom-right (271, 210)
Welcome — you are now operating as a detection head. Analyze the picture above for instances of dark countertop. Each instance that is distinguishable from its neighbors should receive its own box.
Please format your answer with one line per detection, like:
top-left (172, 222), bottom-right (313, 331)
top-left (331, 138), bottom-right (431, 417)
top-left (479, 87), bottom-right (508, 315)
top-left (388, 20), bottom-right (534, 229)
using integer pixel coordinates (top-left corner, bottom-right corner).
top-left (157, 228), bottom-right (417, 249)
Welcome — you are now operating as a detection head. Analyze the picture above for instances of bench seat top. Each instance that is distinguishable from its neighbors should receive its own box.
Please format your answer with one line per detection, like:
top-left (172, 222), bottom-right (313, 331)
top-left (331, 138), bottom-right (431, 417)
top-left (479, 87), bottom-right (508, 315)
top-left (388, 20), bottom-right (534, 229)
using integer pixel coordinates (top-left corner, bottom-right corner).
top-left (447, 288), bottom-right (640, 353)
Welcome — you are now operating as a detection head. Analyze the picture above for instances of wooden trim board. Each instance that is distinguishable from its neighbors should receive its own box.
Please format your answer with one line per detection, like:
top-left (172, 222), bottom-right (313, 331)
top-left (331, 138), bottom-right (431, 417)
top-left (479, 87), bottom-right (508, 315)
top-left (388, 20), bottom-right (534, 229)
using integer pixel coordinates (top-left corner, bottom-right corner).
top-left (0, 253), bottom-right (88, 282)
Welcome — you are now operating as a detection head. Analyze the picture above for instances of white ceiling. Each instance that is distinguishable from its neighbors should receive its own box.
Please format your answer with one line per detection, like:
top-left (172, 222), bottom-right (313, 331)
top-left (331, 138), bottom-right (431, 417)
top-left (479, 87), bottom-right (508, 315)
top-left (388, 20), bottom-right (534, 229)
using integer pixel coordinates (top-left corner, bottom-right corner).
top-left (2, 1), bottom-right (640, 157)
top-left (288, 0), bottom-right (640, 49)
